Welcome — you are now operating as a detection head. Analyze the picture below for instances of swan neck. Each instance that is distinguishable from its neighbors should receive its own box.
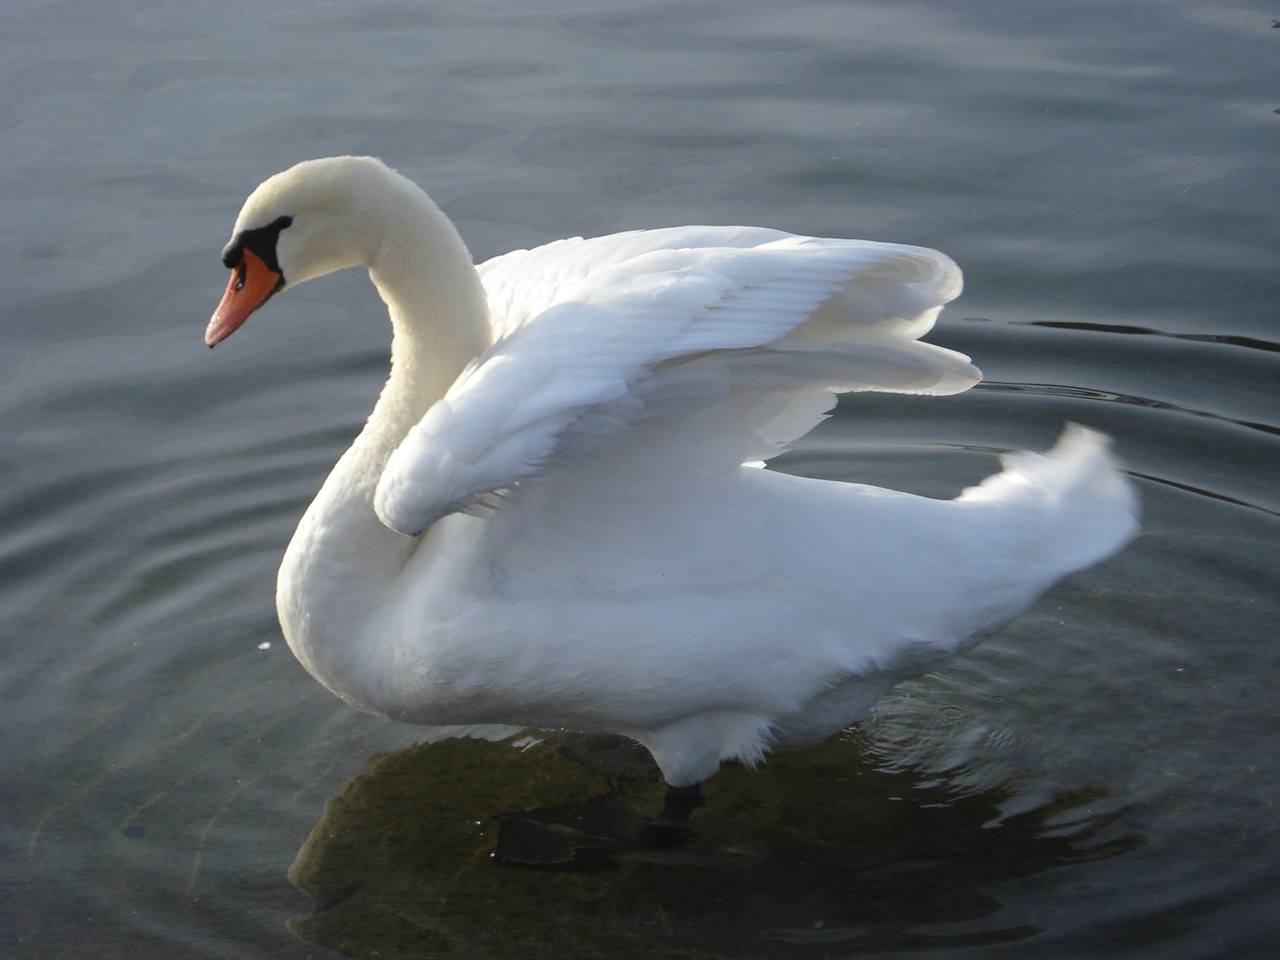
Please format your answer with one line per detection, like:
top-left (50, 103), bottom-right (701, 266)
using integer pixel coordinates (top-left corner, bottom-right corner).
top-left (278, 178), bottom-right (490, 712)
top-left (364, 192), bottom-right (491, 450)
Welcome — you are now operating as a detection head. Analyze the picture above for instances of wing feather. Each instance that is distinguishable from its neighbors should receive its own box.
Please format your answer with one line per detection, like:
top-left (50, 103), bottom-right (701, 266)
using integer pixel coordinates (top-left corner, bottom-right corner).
top-left (373, 228), bottom-right (972, 536)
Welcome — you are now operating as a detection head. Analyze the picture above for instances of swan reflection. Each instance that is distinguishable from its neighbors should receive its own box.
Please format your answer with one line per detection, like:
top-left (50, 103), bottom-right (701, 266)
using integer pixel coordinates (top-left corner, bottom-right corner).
top-left (288, 733), bottom-right (1138, 957)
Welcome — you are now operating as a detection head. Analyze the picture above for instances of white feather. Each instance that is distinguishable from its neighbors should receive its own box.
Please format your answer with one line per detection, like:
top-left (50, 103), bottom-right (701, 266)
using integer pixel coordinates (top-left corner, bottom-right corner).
top-left (374, 231), bottom-right (973, 535)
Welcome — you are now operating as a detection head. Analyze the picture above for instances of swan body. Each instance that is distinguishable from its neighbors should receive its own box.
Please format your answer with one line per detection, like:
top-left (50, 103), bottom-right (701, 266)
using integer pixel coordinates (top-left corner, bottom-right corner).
top-left (207, 157), bottom-right (1138, 787)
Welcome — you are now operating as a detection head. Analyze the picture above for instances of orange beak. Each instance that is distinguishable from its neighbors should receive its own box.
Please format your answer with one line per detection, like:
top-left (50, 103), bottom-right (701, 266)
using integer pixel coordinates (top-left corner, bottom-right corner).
top-left (205, 248), bottom-right (284, 347)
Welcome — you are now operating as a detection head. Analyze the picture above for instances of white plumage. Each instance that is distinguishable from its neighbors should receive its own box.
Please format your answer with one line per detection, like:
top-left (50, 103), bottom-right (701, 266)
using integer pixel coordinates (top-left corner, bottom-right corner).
top-left (207, 157), bottom-right (1138, 787)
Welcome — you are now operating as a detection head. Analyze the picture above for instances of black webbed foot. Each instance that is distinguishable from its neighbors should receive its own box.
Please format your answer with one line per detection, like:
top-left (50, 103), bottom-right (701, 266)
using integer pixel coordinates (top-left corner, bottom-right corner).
top-left (494, 782), bottom-right (705, 868)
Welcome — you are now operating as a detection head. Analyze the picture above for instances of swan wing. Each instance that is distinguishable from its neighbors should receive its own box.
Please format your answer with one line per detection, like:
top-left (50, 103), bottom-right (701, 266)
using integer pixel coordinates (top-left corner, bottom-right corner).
top-left (373, 228), bottom-right (974, 536)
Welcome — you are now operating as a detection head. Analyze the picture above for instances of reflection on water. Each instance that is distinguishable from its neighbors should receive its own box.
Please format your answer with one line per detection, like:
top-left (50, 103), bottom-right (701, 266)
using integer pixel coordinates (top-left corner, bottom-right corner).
top-left (287, 734), bottom-right (1136, 959)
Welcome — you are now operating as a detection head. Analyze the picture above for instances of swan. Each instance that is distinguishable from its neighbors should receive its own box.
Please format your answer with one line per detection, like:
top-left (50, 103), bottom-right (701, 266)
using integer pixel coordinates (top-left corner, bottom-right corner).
top-left (206, 156), bottom-right (1138, 791)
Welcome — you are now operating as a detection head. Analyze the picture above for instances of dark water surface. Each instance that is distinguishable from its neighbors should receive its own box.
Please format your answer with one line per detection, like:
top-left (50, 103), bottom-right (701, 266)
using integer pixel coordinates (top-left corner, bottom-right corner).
top-left (3, 2), bottom-right (1277, 958)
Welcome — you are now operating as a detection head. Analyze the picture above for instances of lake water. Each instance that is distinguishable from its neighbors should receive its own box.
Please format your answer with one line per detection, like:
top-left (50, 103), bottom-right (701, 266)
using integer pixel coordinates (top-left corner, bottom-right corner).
top-left (3, 2), bottom-right (1277, 957)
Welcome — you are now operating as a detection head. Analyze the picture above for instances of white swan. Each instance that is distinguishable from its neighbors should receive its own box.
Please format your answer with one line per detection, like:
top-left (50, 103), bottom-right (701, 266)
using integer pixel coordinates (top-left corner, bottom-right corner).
top-left (207, 157), bottom-right (1138, 789)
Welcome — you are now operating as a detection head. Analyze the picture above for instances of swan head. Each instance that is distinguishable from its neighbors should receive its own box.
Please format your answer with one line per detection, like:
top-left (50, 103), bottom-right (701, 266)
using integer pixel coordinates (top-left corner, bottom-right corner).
top-left (206, 157), bottom-right (414, 347)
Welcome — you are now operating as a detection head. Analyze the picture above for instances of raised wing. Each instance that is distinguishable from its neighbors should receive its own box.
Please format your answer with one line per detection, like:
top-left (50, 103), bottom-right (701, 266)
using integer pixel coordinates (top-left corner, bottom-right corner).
top-left (373, 227), bottom-right (973, 536)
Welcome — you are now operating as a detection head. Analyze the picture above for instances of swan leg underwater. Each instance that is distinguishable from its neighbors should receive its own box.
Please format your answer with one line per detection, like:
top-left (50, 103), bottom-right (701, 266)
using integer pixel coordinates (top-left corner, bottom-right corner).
top-left (206, 157), bottom-right (1139, 825)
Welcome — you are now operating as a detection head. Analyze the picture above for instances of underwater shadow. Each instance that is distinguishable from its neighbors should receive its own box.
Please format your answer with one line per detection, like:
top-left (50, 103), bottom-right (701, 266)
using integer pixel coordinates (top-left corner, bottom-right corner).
top-left (287, 733), bottom-right (1139, 959)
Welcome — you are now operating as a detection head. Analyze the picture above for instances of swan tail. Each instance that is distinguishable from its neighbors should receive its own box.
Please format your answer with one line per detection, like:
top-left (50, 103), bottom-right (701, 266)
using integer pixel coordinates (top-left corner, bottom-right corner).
top-left (961, 424), bottom-right (1140, 573)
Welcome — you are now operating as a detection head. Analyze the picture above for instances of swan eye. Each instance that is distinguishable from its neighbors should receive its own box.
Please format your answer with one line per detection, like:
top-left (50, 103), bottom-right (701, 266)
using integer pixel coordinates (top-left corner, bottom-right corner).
top-left (221, 215), bottom-right (295, 272)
